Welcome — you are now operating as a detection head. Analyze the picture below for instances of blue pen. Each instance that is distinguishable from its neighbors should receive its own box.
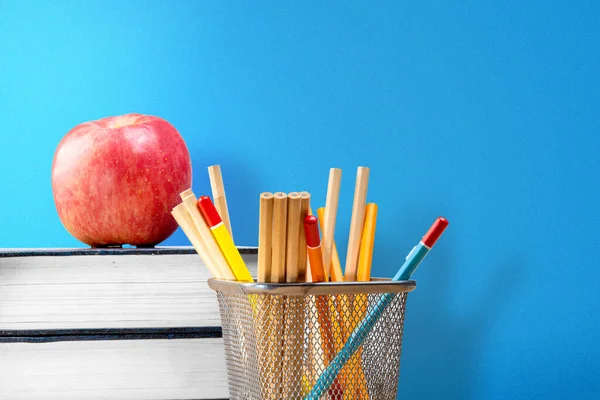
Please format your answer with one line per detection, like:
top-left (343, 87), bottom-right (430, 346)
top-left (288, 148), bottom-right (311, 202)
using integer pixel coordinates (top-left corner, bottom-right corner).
top-left (304, 217), bottom-right (449, 400)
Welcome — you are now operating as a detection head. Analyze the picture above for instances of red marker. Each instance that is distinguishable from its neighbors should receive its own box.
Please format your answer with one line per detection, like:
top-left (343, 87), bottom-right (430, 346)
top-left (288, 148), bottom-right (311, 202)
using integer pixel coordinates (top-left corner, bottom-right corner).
top-left (304, 215), bottom-right (327, 282)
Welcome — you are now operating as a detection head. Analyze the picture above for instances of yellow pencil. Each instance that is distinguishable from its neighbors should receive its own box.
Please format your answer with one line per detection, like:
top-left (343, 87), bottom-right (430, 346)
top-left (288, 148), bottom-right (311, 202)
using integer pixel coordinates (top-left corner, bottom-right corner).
top-left (345, 202), bottom-right (378, 399)
top-left (357, 203), bottom-right (378, 281)
top-left (197, 195), bottom-right (253, 282)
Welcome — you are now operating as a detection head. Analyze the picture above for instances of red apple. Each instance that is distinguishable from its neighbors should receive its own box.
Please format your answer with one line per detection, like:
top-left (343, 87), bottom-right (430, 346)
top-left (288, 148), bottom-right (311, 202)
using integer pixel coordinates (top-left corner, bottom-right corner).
top-left (51, 113), bottom-right (192, 247)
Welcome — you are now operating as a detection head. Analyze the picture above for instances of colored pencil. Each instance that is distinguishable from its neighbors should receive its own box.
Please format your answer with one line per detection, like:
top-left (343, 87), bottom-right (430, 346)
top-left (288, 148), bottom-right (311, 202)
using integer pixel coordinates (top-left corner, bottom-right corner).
top-left (356, 203), bottom-right (378, 282)
top-left (344, 202), bottom-right (377, 399)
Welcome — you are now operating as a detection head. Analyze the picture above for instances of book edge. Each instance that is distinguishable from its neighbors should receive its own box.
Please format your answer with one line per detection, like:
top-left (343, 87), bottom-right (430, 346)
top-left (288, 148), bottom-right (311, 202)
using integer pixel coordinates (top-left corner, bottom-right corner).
top-left (0, 246), bottom-right (258, 258)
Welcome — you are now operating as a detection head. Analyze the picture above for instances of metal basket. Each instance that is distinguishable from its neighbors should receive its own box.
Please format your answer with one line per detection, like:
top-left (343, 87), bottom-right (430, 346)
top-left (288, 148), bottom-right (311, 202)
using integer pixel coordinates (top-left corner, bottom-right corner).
top-left (208, 278), bottom-right (416, 400)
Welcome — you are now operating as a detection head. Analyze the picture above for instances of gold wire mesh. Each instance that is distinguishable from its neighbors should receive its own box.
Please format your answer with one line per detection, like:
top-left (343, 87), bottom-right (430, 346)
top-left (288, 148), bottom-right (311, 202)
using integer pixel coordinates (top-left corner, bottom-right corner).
top-left (214, 286), bottom-right (408, 400)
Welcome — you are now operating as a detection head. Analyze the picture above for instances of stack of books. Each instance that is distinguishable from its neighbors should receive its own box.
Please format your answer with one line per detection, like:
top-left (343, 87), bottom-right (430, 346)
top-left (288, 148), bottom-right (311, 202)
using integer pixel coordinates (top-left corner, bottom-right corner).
top-left (0, 247), bottom-right (258, 400)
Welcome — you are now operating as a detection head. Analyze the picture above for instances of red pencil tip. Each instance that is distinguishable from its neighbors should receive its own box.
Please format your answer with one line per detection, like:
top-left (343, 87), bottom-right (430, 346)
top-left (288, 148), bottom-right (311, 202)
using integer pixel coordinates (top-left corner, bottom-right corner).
top-left (422, 217), bottom-right (449, 248)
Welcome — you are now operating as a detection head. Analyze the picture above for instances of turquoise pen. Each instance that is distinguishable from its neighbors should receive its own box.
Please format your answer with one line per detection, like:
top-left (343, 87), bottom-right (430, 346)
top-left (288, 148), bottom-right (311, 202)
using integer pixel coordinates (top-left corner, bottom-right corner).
top-left (304, 217), bottom-right (449, 400)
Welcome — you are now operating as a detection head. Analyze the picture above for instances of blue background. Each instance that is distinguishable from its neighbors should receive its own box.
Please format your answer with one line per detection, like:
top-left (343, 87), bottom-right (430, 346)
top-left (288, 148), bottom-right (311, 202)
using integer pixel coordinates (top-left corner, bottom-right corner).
top-left (1, 1), bottom-right (599, 398)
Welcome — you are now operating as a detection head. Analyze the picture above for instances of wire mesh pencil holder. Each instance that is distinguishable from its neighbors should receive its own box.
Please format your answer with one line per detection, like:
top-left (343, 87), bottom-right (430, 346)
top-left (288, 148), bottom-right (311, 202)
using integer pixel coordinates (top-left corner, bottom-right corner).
top-left (208, 278), bottom-right (416, 400)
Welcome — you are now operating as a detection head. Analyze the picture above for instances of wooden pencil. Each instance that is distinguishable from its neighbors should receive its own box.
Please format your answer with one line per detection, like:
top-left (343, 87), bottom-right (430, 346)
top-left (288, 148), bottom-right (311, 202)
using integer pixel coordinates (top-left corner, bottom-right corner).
top-left (181, 194), bottom-right (235, 280)
top-left (270, 192), bottom-right (289, 398)
top-left (179, 188), bottom-right (194, 200)
top-left (344, 166), bottom-right (370, 281)
top-left (316, 207), bottom-right (344, 283)
top-left (271, 192), bottom-right (288, 283)
top-left (283, 192), bottom-right (304, 397)
top-left (272, 297), bottom-right (287, 400)
top-left (171, 203), bottom-right (222, 279)
top-left (285, 192), bottom-right (302, 283)
top-left (322, 168), bottom-right (342, 281)
top-left (256, 192), bottom-right (277, 398)
top-left (258, 192), bottom-right (274, 283)
top-left (298, 192), bottom-right (311, 282)
top-left (208, 165), bottom-right (234, 239)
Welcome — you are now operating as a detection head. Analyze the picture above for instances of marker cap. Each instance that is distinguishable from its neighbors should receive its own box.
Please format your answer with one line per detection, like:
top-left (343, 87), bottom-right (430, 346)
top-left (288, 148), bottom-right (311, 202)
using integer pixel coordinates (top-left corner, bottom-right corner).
top-left (304, 215), bottom-right (321, 248)
top-left (422, 217), bottom-right (449, 248)
top-left (197, 196), bottom-right (222, 228)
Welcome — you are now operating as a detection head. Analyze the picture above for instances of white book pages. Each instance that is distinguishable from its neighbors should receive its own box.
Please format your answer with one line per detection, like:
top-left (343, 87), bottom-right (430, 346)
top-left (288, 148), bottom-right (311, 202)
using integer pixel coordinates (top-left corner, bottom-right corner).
top-left (0, 251), bottom-right (257, 330)
top-left (0, 338), bottom-right (228, 399)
